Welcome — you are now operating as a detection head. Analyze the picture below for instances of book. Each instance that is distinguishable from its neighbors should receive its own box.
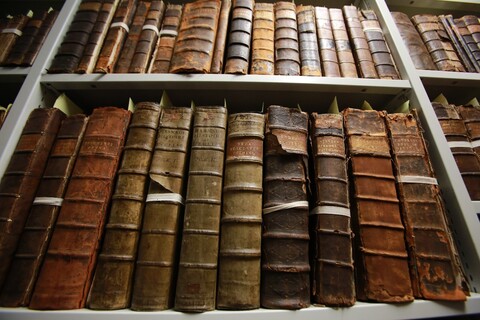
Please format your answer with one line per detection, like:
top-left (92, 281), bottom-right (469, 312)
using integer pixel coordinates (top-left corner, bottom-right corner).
top-left (343, 107), bottom-right (414, 303)
top-left (216, 113), bottom-right (264, 310)
top-left (249, 3), bottom-right (274, 75)
top-left (274, 1), bottom-right (300, 76)
top-left (0, 14), bottom-right (30, 65)
top-left (314, 7), bottom-right (341, 77)
top-left (462, 15), bottom-right (480, 50)
top-left (456, 104), bottom-right (480, 157)
top-left (0, 108), bottom-right (66, 290)
top-left (453, 17), bottom-right (480, 73)
top-left (210, 0), bottom-right (232, 74)
top-left (28, 107), bottom-right (131, 310)
top-left (87, 102), bottom-right (161, 310)
top-left (174, 106), bottom-right (227, 312)
top-left (22, 10), bottom-right (59, 66)
top-left (310, 112), bottom-right (355, 307)
top-left (329, 8), bottom-right (358, 78)
top-left (296, 5), bottom-right (322, 76)
top-left (131, 106), bottom-right (193, 310)
top-left (261, 105), bottom-right (310, 309)
top-left (0, 114), bottom-right (88, 307)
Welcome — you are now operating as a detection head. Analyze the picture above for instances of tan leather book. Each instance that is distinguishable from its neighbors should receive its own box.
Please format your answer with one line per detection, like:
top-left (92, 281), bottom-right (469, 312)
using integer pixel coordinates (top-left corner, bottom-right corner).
top-left (29, 107), bottom-right (131, 310)
top-left (216, 113), bottom-right (264, 310)
top-left (0, 14), bottom-right (30, 65)
top-left (210, 0), bottom-right (232, 73)
top-left (462, 15), bottom-right (480, 49)
top-left (457, 104), bottom-right (480, 157)
top-left (174, 106), bottom-right (227, 312)
top-left (343, 108), bottom-right (414, 303)
top-left (314, 7), bottom-right (341, 77)
top-left (131, 106), bottom-right (193, 310)
top-left (296, 5), bottom-right (321, 76)
top-left (454, 17), bottom-right (480, 72)
top-left (250, 3), bottom-right (274, 75)
top-left (329, 8), bottom-right (358, 78)
top-left (0, 115), bottom-right (88, 307)
top-left (22, 10), bottom-right (59, 66)
top-left (274, 2), bottom-right (300, 75)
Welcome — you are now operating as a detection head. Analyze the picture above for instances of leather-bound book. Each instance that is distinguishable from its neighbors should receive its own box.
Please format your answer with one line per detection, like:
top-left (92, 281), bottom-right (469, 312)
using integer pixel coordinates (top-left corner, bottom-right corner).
top-left (386, 112), bottom-right (468, 301)
top-left (210, 0), bottom-right (231, 73)
top-left (359, 9), bottom-right (400, 79)
top-left (0, 108), bottom-right (65, 290)
top-left (274, 2), bottom-right (300, 76)
top-left (169, 0), bottom-right (222, 73)
top-left (88, 102), bottom-right (161, 310)
top-left (310, 112), bottom-right (355, 307)
top-left (216, 113), bottom-right (264, 310)
top-left (390, 11), bottom-right (436, 71)
top-left (250, 3), bottom-right (274, 75)
top-left (457, 104), bottom-right (480, 157)
top-left (261, 105), bottom-right (310, 309)
top-left (22, 10), bottom-right (59, 66)
top-left (128, 0), bottom-right (166, 73)
top-left (0, 115), bottom-right (88, 307)
top-left (329, 8), bottom-right (358, 78)
top-left (148, 4), bottom-right (183, 73)
top-left (314, 7), bottom-right (341, 77)
top-left (343, 6), bottom-right (378, 79)
top-left (296, 5), bottom-right (321, 76)
top-left (224, 0), bottom-right (254, 74)
top-left (0, 14), bottom-right (30, 65)
top-left (131, 106), bottom-right (193, 310)
top-left (174, 106), bottom-right (227, 312)
top-left (29, 107), bottom-right (131, 310)
top-left (94, 0), bottom-right (138, 73)
top-left (343, 108), bottom-right (414, 303)
top-left (462, 15), bottom-right (480, 49)
top-left (454, 18), bottom-right (480, 73)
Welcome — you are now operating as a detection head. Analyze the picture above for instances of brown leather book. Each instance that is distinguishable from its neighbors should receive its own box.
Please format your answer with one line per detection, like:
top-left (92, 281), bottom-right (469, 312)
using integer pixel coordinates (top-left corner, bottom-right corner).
top-left (224, 0), bottom-right (254, 74)
top-left (386, 112), bottom-right (468, 301)
top-left (296, 5), bottom-right (321, 76)
top-left (314, 7), bottom-right (341, 77)
top-left (343, 108), bottom-right (414, 303)
top-left (261, 105), bottom-right (310, 309)
top-left (174, 106), bottom-right (227, 312)
top-left (310, 112), bottom-right (355, 307)
top-left (0, 14), bottom-right (30, 65)
top-left (462, 15), bottom-right (480, 49)
top-left (454, 17), bottom-right (480, 73)
top-left (131, 106), bottom-right (193, 310)
top-left (274, 2), bottom-right (300, 76)
top-left (250, 3), bottom-right (274, 75)
top-left (457, 104), bottom-right (480, 157)
top-left (0, 108), bottom-right (65, 290)
top-left (216, 113), bottom-right (264, 310)
top-left (329, 8), bottom-right (358, 78)
top-left (390, 11), bottom-right (436, 71)
top-left (94, 0), bottom-right (138, 73)
top-left (0, 114), bottom-right (88, 307)
top-left (169, 0), bottom-right (222, 73)
top-left (22, 10), bottom-right (59, 66)
top-left (128, 0), bottom-right (166, 73)
top-left (87, 102), bottom-right (161, 310)
top-left (29, 107), bottom-right (131, 310)
top-left (210, 0), bottom-right (231, 73)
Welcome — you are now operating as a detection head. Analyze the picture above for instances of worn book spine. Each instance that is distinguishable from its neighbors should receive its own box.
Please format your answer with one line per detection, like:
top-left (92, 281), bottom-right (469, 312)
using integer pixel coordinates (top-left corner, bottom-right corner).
top-left (274, 1), bottom-right (300, 76)
top-left (0, 14), bottom-right (30, 65)
top-left (310, 112), bottom-right (355, 307)
top-left (314, 7), bottom-right (341, 77)
top-left (0, 108), bottom-right (65, 290)
top-left (329, 8), bottom-right (358, 78)
top-left (174, 106), bottom-right (227, 312)
top-left (131, 106), bottom-right (193, 310)
top-left (216, 113), bottom-right (264, 310)
top-left (343, 108), bottom-right (414, 303)
top-left (457, 104), bottom-right (480, 157)
top-left (454, 17), bottom-right (480, 73)
top-left (28, 107), bottom-right (131, 310)
top-left (261, 105), bottom-right (310, 309)
top-left (250, 3), bottom-right (274, 75)
top-left (210, 0), bottom-right (231, 73)
top-left (296, 5), bottom-right (321, 76)
top-left (87, 102), bottom-right (161, 310)
top-left (0, 115), bottom-right (88, 307)
top-left (462, 15), bottom-right (480, 50)
top-left (22, 10), bottom-right (59, 66)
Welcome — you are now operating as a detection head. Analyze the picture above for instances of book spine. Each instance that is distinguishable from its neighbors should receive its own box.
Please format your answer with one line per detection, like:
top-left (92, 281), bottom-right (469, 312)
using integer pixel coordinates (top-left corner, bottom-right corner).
top-left (457, 104), bottom-right (480, 157)
top-left (455, 17), bottom-right (480, 72)
top-left (463, 15), bottom-right (480, 50)
top-left (0, 14), bottom-right (30, 65)
top-left (314, 7), bottom-right (341, 77)
top-left (174, 106), bottom-right (227, 312)
top-left (210, 0), bottom-right (232, 74)
top-left (296, 5), bottom-right (322, 76)
top-left (216, 113), bottom-right (264, 310)
top-left (28, 107), bottom-right (131, 310)
top-left (329, 8), bottom-right (358, 78)
top-left (22, 10), bottom-right (59, 66)
top-left (250, 3), bottom-right (274, 75)
top-left (274, 1), bottom-right (300, 76)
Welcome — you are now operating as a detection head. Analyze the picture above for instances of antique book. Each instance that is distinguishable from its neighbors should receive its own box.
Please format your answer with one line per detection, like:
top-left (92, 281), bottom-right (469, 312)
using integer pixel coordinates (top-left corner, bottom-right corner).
top-left (210, 0), bottom-right (231, 73)
top-left (250, 3), bottom-right (274, 75)
top-left (329, 8), bottom-right (358, 78)
top-left (314, 7), bottom-right (341, 77)
top-left (131, 106), bottom-right (193, 310)
top-left (22, 10), bottom-right (59, 66)
top-left (462, 15), bottom-right (480, 49)
top-left (390, 11), bottom-right (436, 71)
top-left (343, 108), bottom-right (414, 303)
top-left (274, 1), bottom-right (300, 76)
top-left (29, 107), bottom-right (131, 310)
top-left (261, 105), bottom-right (310, 309)
top-left (216, 113), bottom-right (264, 310)
top-left (169, 0), bottom-right (222, 73)
top-left (94, 0), bottom-right (138, 73)
top-left (128, 0), bottom-right (166, 73)
top-left (386, 112), bottom-right (467, 301)
top-left (224, 0), bottom-right (254, 74)
top-left (0, 14), bottom-right (30, 65)
top-left (296, 5), bottom-right (321, 76)
top-left (457, 104), bottom-right (480, 157)
top-left (0, 114), bottom-right (88, 307)
top-left (454, 17), bottom-right (480, 73)
top-left (0, 108), bottom-right (65, 290)
top-left (174, 106), bottom-right (227, 312)
top-left (310, 112), bottom-right (355, 307)
top-left (88, 102), bottom-right (161, 310)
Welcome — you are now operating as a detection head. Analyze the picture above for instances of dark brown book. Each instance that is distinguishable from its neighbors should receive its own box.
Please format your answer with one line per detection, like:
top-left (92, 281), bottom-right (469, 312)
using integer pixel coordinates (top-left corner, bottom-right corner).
top-left (310, 112), bottom-right (355, 307)
top-left (457, 104), bottom-right (480, 157)
top-left (22, 10), bottom-right (59, 66)
top-left (0, 108), bottom-right (65, 290)
top-left (250, 3), bottom-right (274, 75)
top-left (131, 106), bottom-right (193, 310)
top-left (274, 2), bottom-right (300, 76)
top-left (0, 14), bottom-right (30, 65)
top-left (329, 8), bottom-right (358, 78)
top-left (343, 108), bottom-right (414, 303)
top-left (0, 114), bottom-right (88, 307)
top-left (29, 107), bottom-right (131, 310)
top-left (174, 106), bottom-right (227, 312)
top-left (87, 102), bottom-right (161, 310)
top-left (210, 0), bottom-right (231, 74)
top-left (315, 6), bottom-right (341, 77)
top-left (261, 105), bottom-right (310, 309)
top-left (296, 5), bottom-right (321, 76)
top-left (462, 15), bottom-right (480, 49)
top-left (216, 113), bottom-right (264, 310)
top-left (454, 17), bottom-right (480, 73)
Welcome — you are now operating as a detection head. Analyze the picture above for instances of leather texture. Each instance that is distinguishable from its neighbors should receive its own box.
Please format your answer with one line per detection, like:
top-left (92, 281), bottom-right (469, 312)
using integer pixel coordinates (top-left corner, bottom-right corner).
top-left (315, 7), bottom-right (341, 77)
top-left (296, 5), bottom-right (321, 76)
top-left (330, 8), bottom-right (358, 78)
top-left (210, 0), bottom-right (231, 73)
top-left (0, 14), bottom-right (30, 65)
top-left (250, 3), bottom-right (274, 75)
top-left (274, 2), bottom-right (300, 75)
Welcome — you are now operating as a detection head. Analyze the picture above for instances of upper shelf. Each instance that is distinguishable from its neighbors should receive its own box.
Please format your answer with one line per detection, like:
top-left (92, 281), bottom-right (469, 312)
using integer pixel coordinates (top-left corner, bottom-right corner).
top-left (386, 0), bottom-right (480, 16)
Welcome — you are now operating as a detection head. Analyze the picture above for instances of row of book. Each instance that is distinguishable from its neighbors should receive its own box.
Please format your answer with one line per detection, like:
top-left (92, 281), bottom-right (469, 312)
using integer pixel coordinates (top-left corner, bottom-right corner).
top-left (0, 101), bottom-right (474, 312)
top-left (47, 0), bottom-right (401, 78)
